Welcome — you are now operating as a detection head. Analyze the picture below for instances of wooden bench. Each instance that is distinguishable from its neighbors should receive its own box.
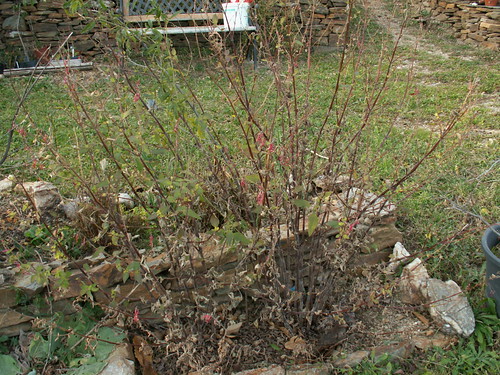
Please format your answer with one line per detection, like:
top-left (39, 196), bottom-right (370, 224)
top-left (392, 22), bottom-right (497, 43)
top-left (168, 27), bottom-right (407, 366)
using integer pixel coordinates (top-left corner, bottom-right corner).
top-left (121, 0), bottom-right (258, 62)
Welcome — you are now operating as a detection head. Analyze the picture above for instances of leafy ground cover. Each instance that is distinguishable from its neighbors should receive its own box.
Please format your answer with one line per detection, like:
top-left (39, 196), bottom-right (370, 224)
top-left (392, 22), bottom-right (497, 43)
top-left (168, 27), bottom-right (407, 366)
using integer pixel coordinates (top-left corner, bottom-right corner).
top-left (0, 1), bottom-right (498, 374)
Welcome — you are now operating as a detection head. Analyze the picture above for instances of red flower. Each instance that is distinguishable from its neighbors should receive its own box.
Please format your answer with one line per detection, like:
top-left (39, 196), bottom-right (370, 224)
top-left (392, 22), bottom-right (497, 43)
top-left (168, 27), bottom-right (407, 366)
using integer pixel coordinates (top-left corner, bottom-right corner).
top-left (201, 314), bottom-right (213, 323)
top-left (133, 307), bottom-right (140, 323)
top-left (133, 92), bottom-right (140, 102)
top-left (256, 132), bottom-right (266, 148)
top-left (257, 186), bottom-right (265, 205)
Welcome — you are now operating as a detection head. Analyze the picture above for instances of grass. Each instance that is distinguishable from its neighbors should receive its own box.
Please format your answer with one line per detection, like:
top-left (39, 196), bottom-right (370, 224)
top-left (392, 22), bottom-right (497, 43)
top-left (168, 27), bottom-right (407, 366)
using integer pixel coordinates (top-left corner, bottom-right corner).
top-left (0, 3), bottom-right (499, 374)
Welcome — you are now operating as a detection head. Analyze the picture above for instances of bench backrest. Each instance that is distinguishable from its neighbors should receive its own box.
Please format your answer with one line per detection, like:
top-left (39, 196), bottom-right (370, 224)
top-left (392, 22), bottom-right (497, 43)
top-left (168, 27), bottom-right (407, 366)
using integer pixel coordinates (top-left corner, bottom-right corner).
top-left (122, 0), bottom-right (223, 22)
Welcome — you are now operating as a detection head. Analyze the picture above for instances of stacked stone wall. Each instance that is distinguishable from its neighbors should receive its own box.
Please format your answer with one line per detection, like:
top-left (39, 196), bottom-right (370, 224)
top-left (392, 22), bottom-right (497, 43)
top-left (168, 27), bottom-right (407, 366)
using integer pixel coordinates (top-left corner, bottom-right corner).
top-left (0, 0), bottom-right (116, 64)
top-left (413, 0), bottom-right (499, 50)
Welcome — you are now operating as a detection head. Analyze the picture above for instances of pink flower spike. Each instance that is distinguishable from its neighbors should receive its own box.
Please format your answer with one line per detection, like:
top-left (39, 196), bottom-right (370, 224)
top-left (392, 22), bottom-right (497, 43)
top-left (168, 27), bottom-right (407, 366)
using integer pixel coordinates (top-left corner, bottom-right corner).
top-left (256, 132), bottom-right (266, 148)
top-left (257, 187), bottom-right (265, 206)
top-left (133, 92), bottom-right (140, 102)
top-left (133, 307), bottom-right (140, 323)
top-left (201, 314), bottom-right (213, 323)
top-left (267, 143), bottom-right (275, 153)
top-left (348, 220), bottom-right (360, 233)
top-left (240, 179), bottom-right (247, 190)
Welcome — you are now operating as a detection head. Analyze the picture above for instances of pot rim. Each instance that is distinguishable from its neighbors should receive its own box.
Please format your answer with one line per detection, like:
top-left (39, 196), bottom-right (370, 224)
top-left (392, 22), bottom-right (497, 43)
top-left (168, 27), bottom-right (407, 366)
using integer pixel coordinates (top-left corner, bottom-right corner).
top-left (482, 224), bottom-right (500, 266)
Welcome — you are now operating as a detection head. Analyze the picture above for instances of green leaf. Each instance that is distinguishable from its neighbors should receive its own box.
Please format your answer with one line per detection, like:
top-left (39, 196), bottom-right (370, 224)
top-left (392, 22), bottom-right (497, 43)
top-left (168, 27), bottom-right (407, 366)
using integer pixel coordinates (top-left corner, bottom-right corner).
top-left (0, 354), bottom-right (21, 375)
top-left (292, 199), bottom-right (310, 209)
top-left (210, 215), bottom-right (220, 228)
top-left (326, 220), bottom-right (340, 228)
top-left (186, 208), bottom-right (202, 220)
top-left (80, 20), bottom-right (96, 34)
top-left (66, 361), bottom-right (106, 375)
top-left (94, 327), bottom-right (126, 361)
top-left (28, 333), bottom-right (51, 360)
top-left (308, 214), bottom-right (319, 236)
top-left (244, 174), bottom-right (261, 184)
top-left (232, 232), bottom-right (251, 245)
top-left (269, 343), bottom-right (281, 351)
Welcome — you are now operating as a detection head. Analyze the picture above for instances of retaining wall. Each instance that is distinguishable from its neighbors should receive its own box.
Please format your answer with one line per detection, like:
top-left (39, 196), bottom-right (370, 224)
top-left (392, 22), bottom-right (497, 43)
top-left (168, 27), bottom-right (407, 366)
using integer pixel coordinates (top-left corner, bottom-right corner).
top-left (413, 0), bottom-right (500, 50)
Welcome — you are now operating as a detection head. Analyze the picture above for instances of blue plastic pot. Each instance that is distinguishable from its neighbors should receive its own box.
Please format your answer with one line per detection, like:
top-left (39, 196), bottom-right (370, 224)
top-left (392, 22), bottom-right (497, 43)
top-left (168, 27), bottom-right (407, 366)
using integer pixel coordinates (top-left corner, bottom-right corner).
top-left (482, 224), bottom-right (500, 317)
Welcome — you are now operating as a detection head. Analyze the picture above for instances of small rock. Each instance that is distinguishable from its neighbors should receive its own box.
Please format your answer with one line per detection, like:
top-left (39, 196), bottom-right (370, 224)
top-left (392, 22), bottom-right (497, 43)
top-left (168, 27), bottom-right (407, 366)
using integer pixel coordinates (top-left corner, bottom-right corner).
top-left (387, 242), bottom-right (411, 273)
top-left (425, 279), bottom-right (475, 337)
top-left (398, 258), bottom-right (430, 305)
top-left (286, 363), bottom-right (331, 374)
top-left (371, 341), bottom-right (414, 361)
top-left (0, 175), bottom-right (15, 192)
top-left (363, 222), bottom-right (402, 252)
top-left (15, 181), bottom-right (62, 214)
top-left (59, 199), bottom-right (79, 221)
top-left (14, 269), bottom-right (47, 297)
top-left (118, 193), bottom-right (135, 209)
top-left (412, 333), bottom-right (455, 350)
top-left (232, 365), bottom-right (285, 375)
top-left (334, 350), bottom-right (370, 368)
top-left (99, 344), bottom-right (135, 375)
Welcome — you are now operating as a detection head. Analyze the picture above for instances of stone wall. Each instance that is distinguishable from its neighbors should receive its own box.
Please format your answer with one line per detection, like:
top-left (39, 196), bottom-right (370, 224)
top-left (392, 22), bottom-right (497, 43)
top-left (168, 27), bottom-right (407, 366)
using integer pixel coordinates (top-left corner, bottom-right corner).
top-left (0, 1), bottom-right (349, 65)
top-left (0, 0), bottom-right (116, 64)
top-left (300, 0), bottom-right (349, 50)
top-left (413, 0), bottom-right (500, 50)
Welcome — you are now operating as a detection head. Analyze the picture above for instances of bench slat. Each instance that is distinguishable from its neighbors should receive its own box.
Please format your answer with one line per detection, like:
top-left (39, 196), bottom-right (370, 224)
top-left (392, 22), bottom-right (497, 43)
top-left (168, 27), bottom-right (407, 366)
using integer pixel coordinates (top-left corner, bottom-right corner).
top-left (124, 13), bottom-right (223, 23)
top-left (129, 25), bottom-right (257, 35)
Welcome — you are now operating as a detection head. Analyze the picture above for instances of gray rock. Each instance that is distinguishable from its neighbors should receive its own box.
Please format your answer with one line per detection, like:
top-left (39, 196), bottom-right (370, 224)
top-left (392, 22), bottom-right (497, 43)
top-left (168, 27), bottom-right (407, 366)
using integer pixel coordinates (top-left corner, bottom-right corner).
top-left (118, 193), bottom-right (135, 209)
top-left (424, 279), bottom-right (475, 337)
top-left (0, 176), bottom-right (15, 192)
top-left (99, 344), bottom-right (135, 375)
top-left (338, 187), bottom-right (396, 219)
top-left (2, 14), bottom-right (27, 31)
top-left (59, 199), bottom-right (79, 221)
top-left (398, 258), bottom-right (430, 305)
top-left (14, 269), bottom-right (46, 297)
top-left (387, 242), bottom-right (411, 273)
top-left (15, 181), bottom-right (62, 214)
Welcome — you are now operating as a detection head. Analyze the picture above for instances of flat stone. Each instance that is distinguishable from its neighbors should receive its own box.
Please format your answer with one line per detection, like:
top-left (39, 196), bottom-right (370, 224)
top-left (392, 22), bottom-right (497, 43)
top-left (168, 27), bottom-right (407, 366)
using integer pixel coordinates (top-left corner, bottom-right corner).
top-left (363, 221), bottom-right (402, 252)
top-left (52, 262), bottom-right (124, 301)
top-left (13, 270), bottom-right (46, 297)
top-left (334, 350), bottom-right (370, 367)
top-left (286, 363), bottom-right (331, 374)
top-left (2, 14), bottom-right (27, 31)
top-left (425, 279), bottom-right (475, 337)
top-left (371, 341), bottom-right (414, 360)
top-left (0, 3), bottom-right (14, 11)
top-left (0, 308), bottom-right (33, 328)
top-left (412, 333), bottom-right (455, 350)
top-left (74, 40), bottom-right (96, 52)
top-left (0, 322), bottom-right (32, 337)
top-left (233, 365), bottom-right (285, 375)
top-left (32, 22), bottom-right (58, 33)
top-left (0, 286), bottom-right (18, 309)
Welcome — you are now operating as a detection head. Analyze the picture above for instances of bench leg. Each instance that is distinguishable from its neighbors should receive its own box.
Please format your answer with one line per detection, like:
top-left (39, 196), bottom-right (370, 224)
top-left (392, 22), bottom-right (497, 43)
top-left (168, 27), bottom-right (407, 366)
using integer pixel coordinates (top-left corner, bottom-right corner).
top-left (252, 38), bottom-right (258, 70)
